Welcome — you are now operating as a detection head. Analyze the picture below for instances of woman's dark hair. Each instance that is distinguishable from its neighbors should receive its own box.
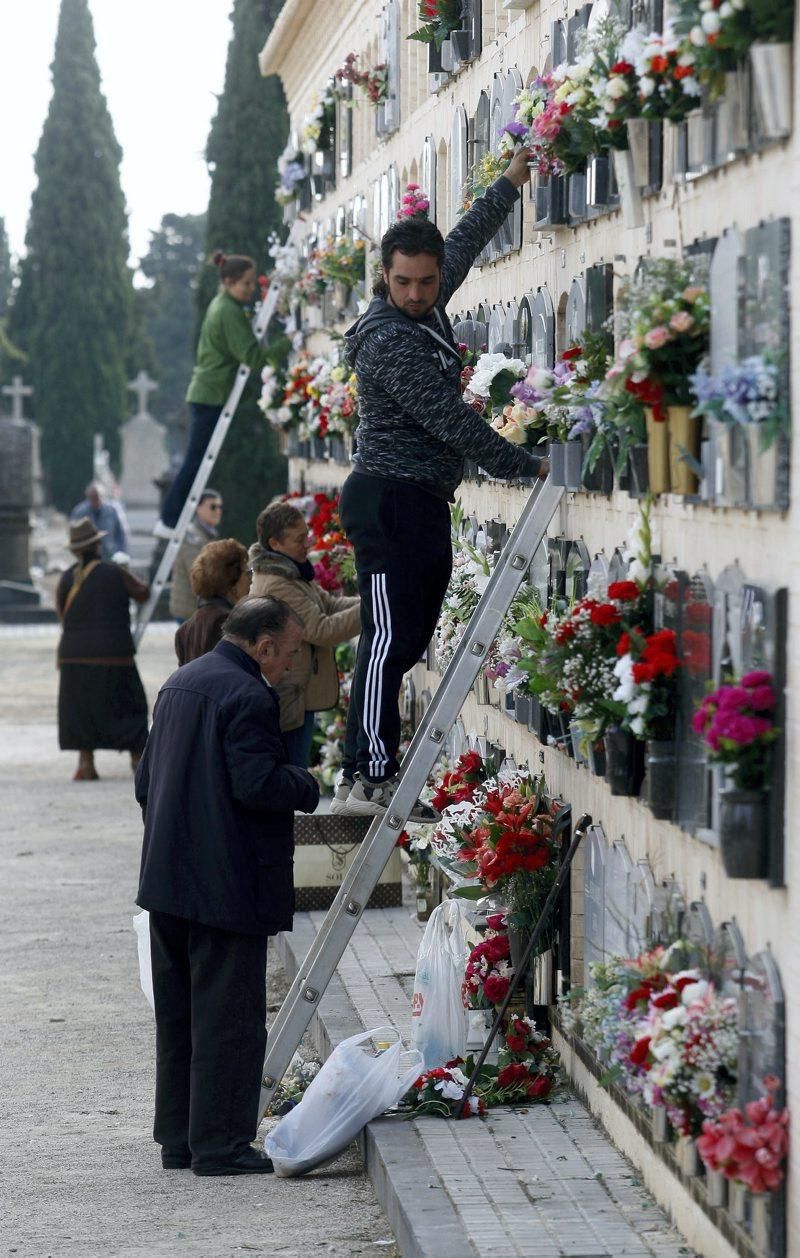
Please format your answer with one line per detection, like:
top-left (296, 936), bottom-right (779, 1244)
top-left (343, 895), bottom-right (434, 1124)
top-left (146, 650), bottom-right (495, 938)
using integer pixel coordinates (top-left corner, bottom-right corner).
top-left (190, 538), bottom-right (248, 599)
top-left (222, 596), bottom-right (302, 642)
top-left (256, 502), bottom-right (306, 549)
top-left (373, 219), bottom-right (446, 296)
top-left (211, 251), bottom-right (256, 283)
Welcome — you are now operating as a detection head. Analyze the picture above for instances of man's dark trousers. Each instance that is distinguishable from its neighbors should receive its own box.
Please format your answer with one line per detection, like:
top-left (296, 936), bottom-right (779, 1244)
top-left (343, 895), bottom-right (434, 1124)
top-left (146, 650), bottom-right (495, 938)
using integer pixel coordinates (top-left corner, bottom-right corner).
top-left (149, 910), bottom-right (268, 1169)
top-left (339, 472), bottom-right (452, 783)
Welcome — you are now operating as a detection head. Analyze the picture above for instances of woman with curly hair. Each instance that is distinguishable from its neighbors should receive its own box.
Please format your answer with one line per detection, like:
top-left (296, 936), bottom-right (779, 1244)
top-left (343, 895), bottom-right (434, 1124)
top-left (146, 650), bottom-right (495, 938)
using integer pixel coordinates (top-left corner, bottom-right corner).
top-left (174, 538), bottom-right (250, 665)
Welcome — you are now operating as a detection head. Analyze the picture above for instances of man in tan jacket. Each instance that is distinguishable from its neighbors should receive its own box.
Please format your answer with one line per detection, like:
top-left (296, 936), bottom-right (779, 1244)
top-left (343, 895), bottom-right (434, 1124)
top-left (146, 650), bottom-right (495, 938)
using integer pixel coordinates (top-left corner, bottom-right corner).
top-left (248, 502), bottom-right (360, 768)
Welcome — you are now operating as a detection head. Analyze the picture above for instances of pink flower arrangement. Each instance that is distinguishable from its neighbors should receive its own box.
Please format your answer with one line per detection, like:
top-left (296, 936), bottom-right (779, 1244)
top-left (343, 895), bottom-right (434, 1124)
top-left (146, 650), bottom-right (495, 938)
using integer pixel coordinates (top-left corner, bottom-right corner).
top-left (397, 182), bottom-right (430, 220)
top-left (697, 1076), bottom-right (789, 1193)
top-left (693, 672), bottom-right (778, 791)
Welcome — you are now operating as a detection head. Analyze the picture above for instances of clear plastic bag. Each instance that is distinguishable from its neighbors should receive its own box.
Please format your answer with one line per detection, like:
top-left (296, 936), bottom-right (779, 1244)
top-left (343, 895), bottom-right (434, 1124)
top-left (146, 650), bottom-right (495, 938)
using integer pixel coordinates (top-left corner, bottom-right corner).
top-left (264, 1027), bottom-right (422, 1177)
top-left (132, 910), bottom-right (154, 1011)
top-left (410, 899), bottom-right (468, 1069)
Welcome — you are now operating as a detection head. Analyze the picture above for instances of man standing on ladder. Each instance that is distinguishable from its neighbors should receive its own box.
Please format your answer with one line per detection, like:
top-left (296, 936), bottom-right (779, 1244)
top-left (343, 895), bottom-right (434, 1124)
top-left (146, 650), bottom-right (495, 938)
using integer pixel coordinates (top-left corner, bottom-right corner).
top-left (336, 149), bottom-right (547, 822)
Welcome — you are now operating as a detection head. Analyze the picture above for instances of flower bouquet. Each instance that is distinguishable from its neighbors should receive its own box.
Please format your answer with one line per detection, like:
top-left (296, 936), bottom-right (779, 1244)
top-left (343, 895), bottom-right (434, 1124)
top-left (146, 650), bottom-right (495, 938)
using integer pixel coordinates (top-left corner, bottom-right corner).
top-left (697, 1075), bottom-right (789, 1194)
top-left (463, 351), bottom-right (528, 415)
top-left (397, 182), bottom-right (430, 219)
top-left (315, 236), bottom-right (366, 296)
top-left (633, 973), bottom-right (739, 1137)
top-left (275, 142), bottom-right (307, 206)
top-left (408, 0), bottom-right (463, 49)
top-left (335, 52), bottom-right (388, 106)
top-left (608, 260), bottom-right (710, 494)
top-left (693, 671), bottom-right (778, 876)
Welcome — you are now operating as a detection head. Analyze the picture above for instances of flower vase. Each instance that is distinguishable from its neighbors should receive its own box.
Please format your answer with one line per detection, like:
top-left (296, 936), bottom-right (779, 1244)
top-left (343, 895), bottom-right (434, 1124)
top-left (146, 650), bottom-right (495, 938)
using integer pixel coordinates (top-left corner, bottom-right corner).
top-left (333, 280), bottom-right (350, 313)
top-left (627, 444), bottom-right (650, 497)
top-left (626, 118), bottom-right (651, 186)
top-left (415, 883), bottom-right (436, 923)
top-left (587, 738), bottom-right (606, 777)
top-left (706, 1169), bottom-right (727, 1208)
top-left (644, 740), bottom-right (676, 821)
top-left (549, 441), bottom-right (566, 485)
top-left (570, 721), bottom-right (588, 765)
top-left (644, 408), bottom-right (671, 494)
top-left (750, 43), bottom-right (793, 140)
top-left (667, 405), bottom-right (700, 495)
top-left (562, 440), bottom-right (583, 490)
top-left (745, 425), bottom-right (779, 510)
top-left (750, 1193), bottom-right (770, 1250)
top-left (677, 1135), bottom-right (700, 1177)
top-left (611, 147), bottom-right (644, 229)
top-left (718, 67), bottom-right (750, 159)
top-left (604, 727), bottom-right (645, 797)
top-left (581, 434), bottom-right (614, 494)
top-left (532, 948), bottom-right (554, 1006)
top-left (651, 1106), bottom-right (669, 1143)
top-left (729, 1180), bottom-right (747, 1223)
top-left (719, 789), bottom-right (768, 878)
top-left (466, 1007), bottom-right (491, 1051)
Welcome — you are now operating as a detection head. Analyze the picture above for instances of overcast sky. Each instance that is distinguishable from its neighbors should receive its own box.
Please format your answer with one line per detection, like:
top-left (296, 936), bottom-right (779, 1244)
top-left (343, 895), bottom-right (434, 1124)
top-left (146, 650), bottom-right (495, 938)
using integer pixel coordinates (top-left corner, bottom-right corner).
top-left (1, 0), bottom-right (237, 270)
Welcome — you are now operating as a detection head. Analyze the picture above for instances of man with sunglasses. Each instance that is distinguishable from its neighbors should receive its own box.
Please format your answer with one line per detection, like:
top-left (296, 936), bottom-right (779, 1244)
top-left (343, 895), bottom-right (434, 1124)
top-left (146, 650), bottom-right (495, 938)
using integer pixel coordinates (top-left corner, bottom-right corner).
top-left (169, 489), bottom-right (224, 623)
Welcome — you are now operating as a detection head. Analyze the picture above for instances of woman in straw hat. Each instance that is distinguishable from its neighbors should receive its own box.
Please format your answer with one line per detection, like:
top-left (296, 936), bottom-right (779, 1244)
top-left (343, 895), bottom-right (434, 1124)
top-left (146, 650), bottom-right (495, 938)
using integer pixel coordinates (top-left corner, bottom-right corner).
top-left (56, 517), bottom-right (151, 781)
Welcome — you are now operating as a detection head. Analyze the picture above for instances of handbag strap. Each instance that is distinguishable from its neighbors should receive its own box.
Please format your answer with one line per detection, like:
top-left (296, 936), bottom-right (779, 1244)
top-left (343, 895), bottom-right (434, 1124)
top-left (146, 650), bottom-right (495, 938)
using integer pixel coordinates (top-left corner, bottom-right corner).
top-left (63, 559), bottom-right (101, 618)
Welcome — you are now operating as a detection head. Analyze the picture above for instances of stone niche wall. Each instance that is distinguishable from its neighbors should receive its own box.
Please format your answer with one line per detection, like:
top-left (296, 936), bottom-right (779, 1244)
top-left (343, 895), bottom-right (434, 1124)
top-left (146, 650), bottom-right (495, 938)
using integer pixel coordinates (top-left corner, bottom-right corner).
top-left (267, 0), bottom-right (800, 1246)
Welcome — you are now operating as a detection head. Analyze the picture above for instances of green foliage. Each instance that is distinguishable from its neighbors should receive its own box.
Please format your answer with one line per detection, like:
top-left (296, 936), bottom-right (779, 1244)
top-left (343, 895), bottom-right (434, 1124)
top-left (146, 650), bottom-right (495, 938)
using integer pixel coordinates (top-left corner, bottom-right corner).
top-left (190, 0), bottom-right (289, 542)
top-left (137, 213), bottom-right (206, 449)
top-left (0, 219), bottom-right (12, 318)
top-left (8, 0), bottom-right (134, 510)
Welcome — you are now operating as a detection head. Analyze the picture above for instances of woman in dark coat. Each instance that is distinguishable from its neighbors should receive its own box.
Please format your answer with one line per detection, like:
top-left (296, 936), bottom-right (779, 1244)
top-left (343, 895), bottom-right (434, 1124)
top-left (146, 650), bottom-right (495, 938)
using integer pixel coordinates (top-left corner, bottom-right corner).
top-left (56, 517), bottom-right (150, 781)
top-left (173, 538), bottom-right (250, 665)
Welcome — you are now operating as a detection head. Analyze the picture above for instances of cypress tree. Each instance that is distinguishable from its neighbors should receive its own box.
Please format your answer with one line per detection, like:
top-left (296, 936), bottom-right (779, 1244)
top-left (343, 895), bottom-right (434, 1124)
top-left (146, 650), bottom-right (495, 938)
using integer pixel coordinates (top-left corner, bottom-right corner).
top-left (194, 0), bottom-right (289, 544)
top-left (137, 212), bottom-right (206, 453)
top-left (10, 0), bottom-right (132, 510)
top-left (0, 219), bottom-right (11, 319)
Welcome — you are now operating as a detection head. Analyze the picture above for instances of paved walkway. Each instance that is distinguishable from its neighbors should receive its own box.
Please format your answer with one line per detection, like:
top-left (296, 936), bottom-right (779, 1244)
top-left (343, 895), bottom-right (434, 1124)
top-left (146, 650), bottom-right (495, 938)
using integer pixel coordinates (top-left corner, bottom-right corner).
top-left (0, 625), bottom-right (397, 1257)
top-left (278, 911), bottom-right (696, 1258)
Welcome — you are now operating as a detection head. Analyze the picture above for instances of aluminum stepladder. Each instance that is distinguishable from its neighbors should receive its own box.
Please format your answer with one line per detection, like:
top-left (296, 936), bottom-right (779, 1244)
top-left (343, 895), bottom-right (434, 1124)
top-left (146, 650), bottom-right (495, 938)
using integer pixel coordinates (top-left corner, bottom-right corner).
top-left (259, 475), bottom-right (566, 1117)
top-left (133, 220), bottom-right (306, 648)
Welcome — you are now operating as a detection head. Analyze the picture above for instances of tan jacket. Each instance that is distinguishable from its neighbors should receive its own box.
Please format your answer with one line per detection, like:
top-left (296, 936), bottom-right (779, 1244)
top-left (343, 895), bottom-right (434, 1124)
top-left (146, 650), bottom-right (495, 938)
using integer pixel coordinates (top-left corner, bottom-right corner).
top-left (248, 545), bottom-right (360, 731)
top-left (168, 520), bottom-right (217, 620)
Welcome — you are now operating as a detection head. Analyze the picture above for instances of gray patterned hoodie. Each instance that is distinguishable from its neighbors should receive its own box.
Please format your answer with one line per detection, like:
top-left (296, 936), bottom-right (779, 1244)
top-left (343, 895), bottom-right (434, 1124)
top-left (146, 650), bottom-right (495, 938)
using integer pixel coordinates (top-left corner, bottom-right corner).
top-left (344, 176), bottom-right (543, 501)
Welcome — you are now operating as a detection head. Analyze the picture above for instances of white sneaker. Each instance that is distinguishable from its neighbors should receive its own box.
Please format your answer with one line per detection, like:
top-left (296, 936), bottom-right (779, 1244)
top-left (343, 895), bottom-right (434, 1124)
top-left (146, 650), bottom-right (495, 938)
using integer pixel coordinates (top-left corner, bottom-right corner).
top-left (329, 774), bottom-right (353, 816)
top-left (342, 774), bottom-right (440, 824)
top-left (152, 520), bottom-right (174, 540)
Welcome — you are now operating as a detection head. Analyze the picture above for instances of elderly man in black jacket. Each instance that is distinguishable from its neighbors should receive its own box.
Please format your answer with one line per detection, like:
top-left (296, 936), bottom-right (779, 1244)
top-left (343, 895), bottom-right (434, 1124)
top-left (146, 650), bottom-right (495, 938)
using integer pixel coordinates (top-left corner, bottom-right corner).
top-left (135, 597), bottom-right (319, 1176)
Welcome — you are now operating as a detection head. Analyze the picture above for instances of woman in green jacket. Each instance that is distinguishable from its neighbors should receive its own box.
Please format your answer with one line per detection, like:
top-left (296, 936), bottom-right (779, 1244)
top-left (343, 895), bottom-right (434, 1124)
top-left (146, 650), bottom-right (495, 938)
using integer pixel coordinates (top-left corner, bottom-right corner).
top-left (155, 252), bottom-right (272, 535)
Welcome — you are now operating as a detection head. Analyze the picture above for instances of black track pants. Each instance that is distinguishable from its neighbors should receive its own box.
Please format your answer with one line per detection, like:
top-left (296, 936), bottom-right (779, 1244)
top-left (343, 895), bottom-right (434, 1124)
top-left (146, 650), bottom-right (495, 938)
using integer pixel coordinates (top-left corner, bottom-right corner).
top-left (339, 472), bottom-right (452, 783)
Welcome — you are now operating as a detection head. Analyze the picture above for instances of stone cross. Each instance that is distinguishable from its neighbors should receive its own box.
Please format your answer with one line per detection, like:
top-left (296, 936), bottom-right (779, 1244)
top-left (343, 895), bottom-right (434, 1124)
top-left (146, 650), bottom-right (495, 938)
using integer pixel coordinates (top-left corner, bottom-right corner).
top-left (128, 370), bottom-right (158, 417)
top-left (2, 375), bottom-right (33, 422)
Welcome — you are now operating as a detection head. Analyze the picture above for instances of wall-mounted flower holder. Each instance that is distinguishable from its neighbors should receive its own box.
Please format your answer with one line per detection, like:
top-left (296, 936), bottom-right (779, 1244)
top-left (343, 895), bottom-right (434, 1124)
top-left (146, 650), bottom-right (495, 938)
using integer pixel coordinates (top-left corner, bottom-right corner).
top-left (652, 1105), bottom-right (669, 1143)
top-left (643, 740), bottom-right (676, 821)
top-left (751, 42), bottom-right (793, 140)
top-left (705, 1169), bottom-right (727, 1209)
top-left (719, 789), bottom-right (769, 878)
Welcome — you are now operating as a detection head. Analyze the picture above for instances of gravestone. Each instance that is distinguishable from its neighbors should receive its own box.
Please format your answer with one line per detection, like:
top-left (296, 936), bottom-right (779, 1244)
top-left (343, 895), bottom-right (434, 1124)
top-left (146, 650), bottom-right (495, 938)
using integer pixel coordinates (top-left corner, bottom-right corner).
top-left (714, 919), bottom-right (746, 998)
top-left (565, 277), bottom-right (586, 347)
top-left (604, 841), bottom-right (633, 959)
top-left (587, 552), bottom-right (610, 599)
top-left (0, 376), bottom-right (42, 612)
top-left (565, 540), bottom-right (591, 602)
top-left (121, 372), bottom-right (167, 510)
top-left (741, 219), bottom-right (791, 510)
top-left (583, 824), bottom-right (607, 972)
top-left (531, 288), bottom-right (555, 368)
top-left (628, 860), bottom-right (657, 955)
top-left (681, 900), bottom-right (714, 969)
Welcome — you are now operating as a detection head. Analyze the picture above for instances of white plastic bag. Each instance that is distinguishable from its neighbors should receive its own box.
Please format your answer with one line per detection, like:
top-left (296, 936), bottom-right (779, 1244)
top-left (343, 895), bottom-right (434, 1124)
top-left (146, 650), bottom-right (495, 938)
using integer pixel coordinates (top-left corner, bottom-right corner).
top-left (132, 910), bottom-right (154, 1011)
top-left (410, 899), bottom-right (468, 1069)
top-left (264, 1027), bottom-right (422, 1177)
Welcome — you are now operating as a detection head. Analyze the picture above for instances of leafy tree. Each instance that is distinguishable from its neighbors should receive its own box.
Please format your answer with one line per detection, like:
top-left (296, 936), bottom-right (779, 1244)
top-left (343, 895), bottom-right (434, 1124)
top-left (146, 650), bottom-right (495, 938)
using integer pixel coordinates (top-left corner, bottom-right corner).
top-left (193, 0), bottom-right (289, 544)
top-left (137, 212), bottom-right (206, 453)
top-left (0, 219), bottom-right (11, 318)
top-left (9, 0), bottom-right (133, 510)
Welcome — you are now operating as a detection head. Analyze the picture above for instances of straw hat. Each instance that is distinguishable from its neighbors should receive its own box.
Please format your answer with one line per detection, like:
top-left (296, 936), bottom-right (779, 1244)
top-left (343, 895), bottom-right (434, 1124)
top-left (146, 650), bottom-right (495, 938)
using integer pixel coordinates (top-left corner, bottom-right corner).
top-left (68, 517), bottom-right (107, 553)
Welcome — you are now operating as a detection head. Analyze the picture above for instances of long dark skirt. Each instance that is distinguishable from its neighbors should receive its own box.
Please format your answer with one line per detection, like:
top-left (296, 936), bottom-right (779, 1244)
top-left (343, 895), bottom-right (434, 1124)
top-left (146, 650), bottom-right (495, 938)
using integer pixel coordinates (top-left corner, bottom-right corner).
top-left (58, 663), bottom-right (148, 753)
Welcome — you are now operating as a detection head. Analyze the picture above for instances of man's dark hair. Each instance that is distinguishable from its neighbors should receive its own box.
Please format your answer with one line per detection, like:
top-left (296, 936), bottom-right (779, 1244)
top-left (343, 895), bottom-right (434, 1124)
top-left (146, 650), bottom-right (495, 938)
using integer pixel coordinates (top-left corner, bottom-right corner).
top-left (198, 488), bottom-right (221, 507)
top-left (222, 597), bottom-right (302, 643)
top-left (374, 219), bottom-right (445, 296)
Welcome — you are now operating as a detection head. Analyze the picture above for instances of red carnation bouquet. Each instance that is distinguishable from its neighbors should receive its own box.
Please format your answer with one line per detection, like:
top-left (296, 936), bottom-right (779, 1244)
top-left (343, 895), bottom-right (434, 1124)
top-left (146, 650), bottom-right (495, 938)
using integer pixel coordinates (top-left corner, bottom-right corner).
top-left (430, 749), bottom-right (487, 815)
top-left (697, 1076), bottom-right (789, 1194)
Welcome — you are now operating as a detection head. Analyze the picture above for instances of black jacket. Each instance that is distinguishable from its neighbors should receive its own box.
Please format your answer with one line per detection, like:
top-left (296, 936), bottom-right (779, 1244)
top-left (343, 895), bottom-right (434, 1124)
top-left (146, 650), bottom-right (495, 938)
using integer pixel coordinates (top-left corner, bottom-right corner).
top-left (344, 176), bottom-right (543, 501)
top-left (135, 639), bottom-right (320, 936)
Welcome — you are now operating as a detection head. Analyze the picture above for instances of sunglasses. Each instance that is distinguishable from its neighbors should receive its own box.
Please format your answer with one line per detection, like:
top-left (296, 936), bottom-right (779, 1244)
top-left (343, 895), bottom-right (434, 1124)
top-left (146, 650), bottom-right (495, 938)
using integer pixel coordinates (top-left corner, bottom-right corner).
top-left (207, 502), bottom-right (223, 511)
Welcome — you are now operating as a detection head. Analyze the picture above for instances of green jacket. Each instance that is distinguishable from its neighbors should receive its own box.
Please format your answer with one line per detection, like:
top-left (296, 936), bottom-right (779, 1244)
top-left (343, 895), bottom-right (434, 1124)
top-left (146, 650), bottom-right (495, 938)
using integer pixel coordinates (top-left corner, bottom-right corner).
top-left (186, 290), bottom-right (270, 405)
